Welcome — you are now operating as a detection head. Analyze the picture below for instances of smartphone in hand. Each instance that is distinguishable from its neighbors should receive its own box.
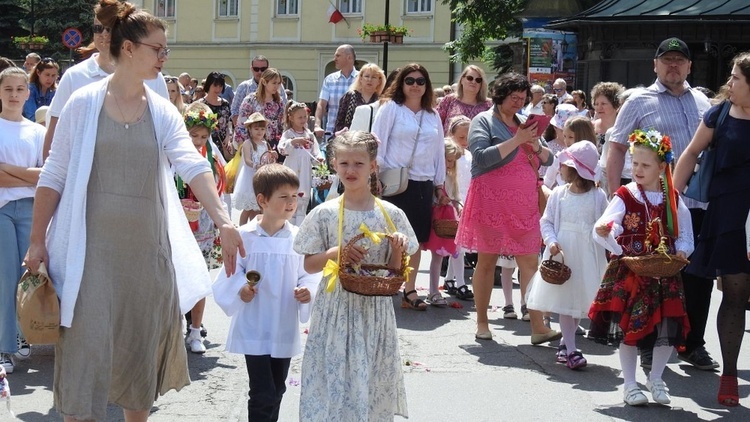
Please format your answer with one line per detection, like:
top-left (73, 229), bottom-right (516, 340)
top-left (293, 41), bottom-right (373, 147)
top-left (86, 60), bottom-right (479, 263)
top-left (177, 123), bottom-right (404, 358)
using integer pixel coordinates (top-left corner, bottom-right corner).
top-left (521, 114), bottom-right (552, 137)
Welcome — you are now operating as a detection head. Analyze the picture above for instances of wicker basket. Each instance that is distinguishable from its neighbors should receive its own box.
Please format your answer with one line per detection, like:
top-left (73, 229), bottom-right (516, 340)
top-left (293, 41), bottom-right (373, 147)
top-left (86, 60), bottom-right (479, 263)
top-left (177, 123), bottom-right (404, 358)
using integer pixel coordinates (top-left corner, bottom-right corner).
top-left (540, 251), bottom-right (571, 285)
top-left (339, 233), bottom-right (406, 296)
top-left (432, 219), bottom-right (458, 239)
top-left (181, 199), bottom-right (203, 222)
top-left (620, 254), bottom-right (689, 278)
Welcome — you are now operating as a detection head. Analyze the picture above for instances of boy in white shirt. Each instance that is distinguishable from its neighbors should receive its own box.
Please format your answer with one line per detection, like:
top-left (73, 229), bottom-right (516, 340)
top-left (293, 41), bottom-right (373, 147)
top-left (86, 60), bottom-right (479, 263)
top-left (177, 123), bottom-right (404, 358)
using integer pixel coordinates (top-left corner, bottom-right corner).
top-left (213, 164), bottom-right (320, 421)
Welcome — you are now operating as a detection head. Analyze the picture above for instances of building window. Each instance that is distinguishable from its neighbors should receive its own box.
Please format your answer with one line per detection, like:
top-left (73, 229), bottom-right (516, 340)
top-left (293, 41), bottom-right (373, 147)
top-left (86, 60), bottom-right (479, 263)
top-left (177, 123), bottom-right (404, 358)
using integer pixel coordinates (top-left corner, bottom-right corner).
top-left (155, 0), bottom-right (175, 18)
top-left (277, 0), bottom-right (299, 15)
top-left (406, 0), bottom-right (432, 13)
top-left (218, 0), bottom-right (238, 17)
top-left (339, 0), bottom-right (362, 14)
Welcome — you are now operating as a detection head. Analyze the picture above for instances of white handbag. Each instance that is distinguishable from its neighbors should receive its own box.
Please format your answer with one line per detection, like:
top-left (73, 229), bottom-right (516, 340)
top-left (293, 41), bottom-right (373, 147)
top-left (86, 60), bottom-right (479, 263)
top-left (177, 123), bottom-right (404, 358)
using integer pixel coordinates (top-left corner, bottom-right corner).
top-left (379, 112), bottom-right (423, 197)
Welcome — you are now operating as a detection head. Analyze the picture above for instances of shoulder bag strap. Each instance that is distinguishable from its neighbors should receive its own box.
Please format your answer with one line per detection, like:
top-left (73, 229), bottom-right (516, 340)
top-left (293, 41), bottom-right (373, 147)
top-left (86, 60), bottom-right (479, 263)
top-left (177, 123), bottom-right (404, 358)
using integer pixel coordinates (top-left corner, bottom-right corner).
top-left (367, 104), bottom-right (375, 132)
top-left (406, 111), bottom-right (425, 169)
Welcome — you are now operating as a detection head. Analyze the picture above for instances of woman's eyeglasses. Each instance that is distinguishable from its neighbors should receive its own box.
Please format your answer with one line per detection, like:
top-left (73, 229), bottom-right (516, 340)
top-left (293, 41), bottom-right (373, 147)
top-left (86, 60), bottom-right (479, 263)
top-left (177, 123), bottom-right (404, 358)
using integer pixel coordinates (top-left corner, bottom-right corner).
top-left (164, 76), bottom-right (179, 83)
top-left (92, 24), bottom-right (110, 34)
top-left (464, 75), bottom-right (483, 83)
top-left (136, 42), bottom-right (170, 59)
top-left (404, 77), bottom-right (426, 86)
top-left (40, 58), bottom-right (56, 65)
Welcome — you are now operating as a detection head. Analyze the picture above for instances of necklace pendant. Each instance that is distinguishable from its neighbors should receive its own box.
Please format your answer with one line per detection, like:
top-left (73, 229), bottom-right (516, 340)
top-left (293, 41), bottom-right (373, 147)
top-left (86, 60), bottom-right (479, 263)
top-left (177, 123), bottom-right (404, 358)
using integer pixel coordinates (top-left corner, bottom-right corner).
top-left (124, 123), bottom-right (129, 129)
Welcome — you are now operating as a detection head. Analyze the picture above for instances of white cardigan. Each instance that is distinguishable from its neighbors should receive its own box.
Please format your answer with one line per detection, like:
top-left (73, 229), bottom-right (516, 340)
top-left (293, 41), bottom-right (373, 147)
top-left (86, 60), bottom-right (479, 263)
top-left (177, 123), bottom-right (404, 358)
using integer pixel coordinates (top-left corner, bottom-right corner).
top-left (39, 76), bottom-right (213, 327)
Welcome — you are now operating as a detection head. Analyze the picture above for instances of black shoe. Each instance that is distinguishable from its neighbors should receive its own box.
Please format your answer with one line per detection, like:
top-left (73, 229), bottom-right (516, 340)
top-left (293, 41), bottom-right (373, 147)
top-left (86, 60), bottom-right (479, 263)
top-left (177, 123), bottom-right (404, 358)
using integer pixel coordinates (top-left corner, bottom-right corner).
top-left (678, 347), bottom-right (719, 370)
top-left (455, 285), bottom-right (474, 300)
top-left (443, 280), bottom-right (458, 296)
top-left (640, 348), bottom-right (652, 369)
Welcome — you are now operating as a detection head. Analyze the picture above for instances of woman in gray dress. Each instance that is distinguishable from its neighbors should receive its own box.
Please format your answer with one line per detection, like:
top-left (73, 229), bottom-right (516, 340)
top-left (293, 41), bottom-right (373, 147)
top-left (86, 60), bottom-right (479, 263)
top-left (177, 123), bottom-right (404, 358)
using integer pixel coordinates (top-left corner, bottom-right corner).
top-left (24, 3), bottom-right (244, 421)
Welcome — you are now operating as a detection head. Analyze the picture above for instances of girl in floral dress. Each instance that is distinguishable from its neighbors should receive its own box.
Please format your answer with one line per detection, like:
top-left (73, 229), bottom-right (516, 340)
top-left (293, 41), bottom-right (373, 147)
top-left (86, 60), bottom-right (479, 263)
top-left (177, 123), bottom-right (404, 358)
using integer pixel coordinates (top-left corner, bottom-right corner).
top-left (294, 131), bottom-right (418, 421)
top-left (591, 130), bottom-right (693, 406)
top-left (175, 103), bottom-right (226, 354)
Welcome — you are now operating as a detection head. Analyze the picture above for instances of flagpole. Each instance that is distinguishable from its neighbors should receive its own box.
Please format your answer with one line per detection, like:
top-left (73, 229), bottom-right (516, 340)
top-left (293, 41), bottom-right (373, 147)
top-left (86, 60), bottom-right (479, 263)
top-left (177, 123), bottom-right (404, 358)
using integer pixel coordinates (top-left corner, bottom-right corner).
top-left (383, 0), bottom-right (390, 74)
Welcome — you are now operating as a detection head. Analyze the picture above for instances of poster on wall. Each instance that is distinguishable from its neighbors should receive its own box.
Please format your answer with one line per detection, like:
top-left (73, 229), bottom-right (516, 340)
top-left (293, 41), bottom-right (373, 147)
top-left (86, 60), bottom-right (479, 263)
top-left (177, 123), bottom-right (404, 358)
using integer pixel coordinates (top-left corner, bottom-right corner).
top-left (523, 29), bottom-right (577, 92)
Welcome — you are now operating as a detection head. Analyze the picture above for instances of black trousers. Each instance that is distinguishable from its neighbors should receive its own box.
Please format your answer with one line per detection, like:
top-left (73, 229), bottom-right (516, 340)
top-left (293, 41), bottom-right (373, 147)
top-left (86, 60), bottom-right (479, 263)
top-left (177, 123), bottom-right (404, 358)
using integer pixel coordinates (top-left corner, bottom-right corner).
top-left (682, 208), bottom-right (714, 354)
top-left (244, 354), bottom-right (291, 422)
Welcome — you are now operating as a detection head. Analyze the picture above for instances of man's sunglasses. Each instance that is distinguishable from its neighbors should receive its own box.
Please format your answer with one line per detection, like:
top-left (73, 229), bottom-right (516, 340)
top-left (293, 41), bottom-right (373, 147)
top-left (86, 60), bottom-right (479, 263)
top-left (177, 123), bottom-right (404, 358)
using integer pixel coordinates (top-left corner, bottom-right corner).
top-left (92, 24), bottom-right (110, 34)
top-left (252, 66), bottom-right (268, 72)
top-left (404, 77), bottom-right (426, 86)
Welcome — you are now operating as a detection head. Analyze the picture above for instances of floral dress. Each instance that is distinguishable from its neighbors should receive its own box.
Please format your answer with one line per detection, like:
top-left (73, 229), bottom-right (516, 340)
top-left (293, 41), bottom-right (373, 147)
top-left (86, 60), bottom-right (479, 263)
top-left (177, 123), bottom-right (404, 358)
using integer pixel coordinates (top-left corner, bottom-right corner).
top-left (588, 184), bottom-right (690, 348)
top-left (198, 97), bottom-right (232, 160)
top-left (234, 95), bottom-right (284, 151)
top-left (293, 197), bottom-right (418, 422)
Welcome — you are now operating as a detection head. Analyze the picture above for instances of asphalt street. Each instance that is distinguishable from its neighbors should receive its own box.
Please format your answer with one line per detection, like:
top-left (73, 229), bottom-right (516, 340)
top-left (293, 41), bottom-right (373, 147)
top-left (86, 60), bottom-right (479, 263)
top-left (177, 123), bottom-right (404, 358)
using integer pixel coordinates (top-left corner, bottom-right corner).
top-left (6, 252), bottom-right (750, 422)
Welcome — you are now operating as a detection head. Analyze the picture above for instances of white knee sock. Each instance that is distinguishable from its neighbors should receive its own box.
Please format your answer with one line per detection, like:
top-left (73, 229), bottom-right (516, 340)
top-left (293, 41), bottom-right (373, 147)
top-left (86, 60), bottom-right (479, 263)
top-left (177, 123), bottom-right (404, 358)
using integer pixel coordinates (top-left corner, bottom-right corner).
top-left (559, 315), bottom-right (578, 352)
top-left (501, 267), bottom-right (514, 306)
top-left (619, 344), bottom-right (638, 388)
top-left (649, 346), bottom-right (673, 381)
top-left (447, 252), bottom-right (466, 287)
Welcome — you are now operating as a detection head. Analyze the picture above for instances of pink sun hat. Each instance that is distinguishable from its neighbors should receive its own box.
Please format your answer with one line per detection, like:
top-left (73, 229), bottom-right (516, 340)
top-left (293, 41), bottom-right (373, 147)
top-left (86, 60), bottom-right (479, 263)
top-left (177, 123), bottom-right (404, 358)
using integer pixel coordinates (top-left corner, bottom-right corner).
top-left (550, 103), bottom-right (579, 129)
top-left (559, 140), bottom-right (600, 181)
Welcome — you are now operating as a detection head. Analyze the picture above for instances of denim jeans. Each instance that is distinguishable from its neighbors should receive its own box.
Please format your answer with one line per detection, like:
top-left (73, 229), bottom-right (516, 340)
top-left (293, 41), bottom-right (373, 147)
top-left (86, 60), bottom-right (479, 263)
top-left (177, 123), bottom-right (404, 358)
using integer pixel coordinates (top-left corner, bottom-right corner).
top-left (0, 198), bottom-right (33, 354)
top-left (244, 354), bottom-right (291, 422)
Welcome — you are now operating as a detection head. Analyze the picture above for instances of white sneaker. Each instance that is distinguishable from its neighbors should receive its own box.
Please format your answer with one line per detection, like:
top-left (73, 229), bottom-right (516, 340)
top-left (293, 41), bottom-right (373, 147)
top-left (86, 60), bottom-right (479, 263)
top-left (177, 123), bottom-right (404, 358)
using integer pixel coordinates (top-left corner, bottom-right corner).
top-left (186, 328), bottom-right (206, 354)
top-left (647, 379), bottom-right (671, 404)
top-left (0, 354), bottom-right (14, 374)
top-left (623, 384), bottom-right (648, 406)
top-left (15, 334), bottom-right (31, 360)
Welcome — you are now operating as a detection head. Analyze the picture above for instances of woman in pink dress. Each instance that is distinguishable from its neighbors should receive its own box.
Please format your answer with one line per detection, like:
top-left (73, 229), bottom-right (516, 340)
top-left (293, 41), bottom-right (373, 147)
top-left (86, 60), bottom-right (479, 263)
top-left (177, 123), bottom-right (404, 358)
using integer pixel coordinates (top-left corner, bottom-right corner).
top-left (456, 72), bottom-right (560, 344)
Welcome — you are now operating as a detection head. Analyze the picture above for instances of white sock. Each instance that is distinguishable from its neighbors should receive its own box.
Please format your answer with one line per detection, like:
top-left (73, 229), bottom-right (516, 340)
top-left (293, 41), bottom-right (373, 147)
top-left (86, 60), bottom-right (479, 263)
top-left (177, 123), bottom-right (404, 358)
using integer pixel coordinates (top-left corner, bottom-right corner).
top-left (559, 315), bottom-right (578, 352)
top-left (501, 267), bottom-right (514, 306)
top-left (448, 252), bottom-right (466, 287)
top-left (649, 346), bottom-right (673, 381)
top-left (619, 344), bottom-right (638, 388)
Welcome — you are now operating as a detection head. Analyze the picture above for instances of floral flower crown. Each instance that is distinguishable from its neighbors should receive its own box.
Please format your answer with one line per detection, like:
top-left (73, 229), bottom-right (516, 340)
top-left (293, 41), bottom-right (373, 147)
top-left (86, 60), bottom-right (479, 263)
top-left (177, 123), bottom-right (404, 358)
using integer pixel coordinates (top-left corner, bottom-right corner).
top-left (628, 129), bottom-right (673, 164)
top-left (184, 109), bottom-right (218, 131)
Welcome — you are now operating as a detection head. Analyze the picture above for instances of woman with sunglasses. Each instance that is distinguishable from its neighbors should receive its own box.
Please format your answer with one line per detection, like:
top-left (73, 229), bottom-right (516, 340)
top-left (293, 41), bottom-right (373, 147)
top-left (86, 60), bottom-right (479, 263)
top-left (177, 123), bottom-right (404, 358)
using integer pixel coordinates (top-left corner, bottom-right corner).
top-left (25, 2), bottom-right (244, 421)
top-left (371, 63), bottom-right (446, 311)
top-left (436, 65), bottom-right (492, 133)
top-left (22, 58), bottom-right (58, 121)
top-left (164, 75), bottom-right (187, 114)
top-left (455, 72), bottom-right (561, 344)
top-left (198, 72), bottom-right (234, 161)
top-left (43, 0), bottom-right (169, 161)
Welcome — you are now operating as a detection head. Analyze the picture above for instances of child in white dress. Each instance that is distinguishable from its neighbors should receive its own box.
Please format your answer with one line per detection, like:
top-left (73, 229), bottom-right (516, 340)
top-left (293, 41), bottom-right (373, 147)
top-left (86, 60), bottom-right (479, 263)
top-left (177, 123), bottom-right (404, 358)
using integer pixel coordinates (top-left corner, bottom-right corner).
top-left (233, 112), bottom-right (278, 225)
top-left (213, 164), bottom-right (319, 421)
top-left (278, 101), bottom-right (323, 225)
top-left (526, 141), bottom-right (608, 369)
top-left (293, 131), bottom-right (418, 421)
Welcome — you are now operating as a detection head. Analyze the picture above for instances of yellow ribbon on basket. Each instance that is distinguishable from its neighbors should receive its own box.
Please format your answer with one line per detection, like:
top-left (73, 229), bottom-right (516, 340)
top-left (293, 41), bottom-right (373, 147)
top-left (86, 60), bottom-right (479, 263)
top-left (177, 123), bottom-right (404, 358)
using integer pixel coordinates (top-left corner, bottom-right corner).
top-left (323, 194), bottom-right (400, 293)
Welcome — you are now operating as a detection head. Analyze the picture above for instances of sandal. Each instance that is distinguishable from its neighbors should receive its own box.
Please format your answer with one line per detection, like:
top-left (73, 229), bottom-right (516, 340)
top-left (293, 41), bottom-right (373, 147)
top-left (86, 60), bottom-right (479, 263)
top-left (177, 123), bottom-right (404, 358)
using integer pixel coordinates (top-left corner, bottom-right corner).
top-left (428, 292), bottom-right (448, 307)
top-left (566, 351), bottom-right (587, 370)
top-left (455, 285), bottom-right (474, 300)
top-left (718, 375), bottom-right (739, 407)
top-left (401, 290), bottom-right (427, 311)
top-left (443, 279), bottom-right (458, 296)
top-left (556, 344), bottom-right (568, 363)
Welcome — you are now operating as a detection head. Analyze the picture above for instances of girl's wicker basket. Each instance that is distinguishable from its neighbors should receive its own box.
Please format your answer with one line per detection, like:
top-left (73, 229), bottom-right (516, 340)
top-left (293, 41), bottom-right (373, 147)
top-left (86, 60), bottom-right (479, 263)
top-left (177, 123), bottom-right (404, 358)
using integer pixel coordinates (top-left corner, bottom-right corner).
top-left (620, 254), bottom-right (689, 278)
top-left (620, 218), bottom-right (689, 278)
top-left (339, 233), bottom-right (406, 296)
top-left (181, 198), bottom-right (203, 222)
top-left (540, 250), bottom-right (571, 285)
top-left (432, 219), bottom-right (458, 239)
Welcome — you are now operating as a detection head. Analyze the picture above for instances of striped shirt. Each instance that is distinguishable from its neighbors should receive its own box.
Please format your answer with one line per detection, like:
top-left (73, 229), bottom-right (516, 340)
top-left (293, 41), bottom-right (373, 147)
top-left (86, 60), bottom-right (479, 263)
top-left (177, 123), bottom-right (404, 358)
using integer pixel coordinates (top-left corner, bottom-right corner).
top-left (609, 79), bottom-right (710, 209)
top-left (319, 69), bottom-right (358, 135)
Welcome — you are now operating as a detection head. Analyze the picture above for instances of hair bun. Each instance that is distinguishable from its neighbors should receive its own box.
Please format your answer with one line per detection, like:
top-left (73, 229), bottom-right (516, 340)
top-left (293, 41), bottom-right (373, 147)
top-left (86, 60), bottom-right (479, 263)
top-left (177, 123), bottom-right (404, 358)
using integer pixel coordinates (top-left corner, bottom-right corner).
top-left (117, 1), bottom-right (137, 21)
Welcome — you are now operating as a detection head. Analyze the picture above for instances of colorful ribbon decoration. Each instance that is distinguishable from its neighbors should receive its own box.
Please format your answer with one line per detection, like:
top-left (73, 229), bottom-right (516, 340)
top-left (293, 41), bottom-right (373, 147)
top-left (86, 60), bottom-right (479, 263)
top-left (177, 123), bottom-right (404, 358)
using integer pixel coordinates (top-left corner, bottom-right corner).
top-left (323, 259), bottom-right (340, 292)
top-left (359, 223), bottom-right (385, 244)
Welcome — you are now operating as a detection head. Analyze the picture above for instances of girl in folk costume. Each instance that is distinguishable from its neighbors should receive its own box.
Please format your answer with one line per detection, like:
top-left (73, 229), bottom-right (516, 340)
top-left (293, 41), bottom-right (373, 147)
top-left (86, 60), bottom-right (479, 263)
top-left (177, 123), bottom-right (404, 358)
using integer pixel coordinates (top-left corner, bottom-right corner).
top-left (293, 131), bottom-right (418, 421)
top-left (591, 130), bottom-right (693, 406)
top-left (233, 112), bottom-right (278, 225)
top-left (526, 141), bottom-right (608, 369)
top-left (175, 103), bottom-right (226, 354)
top-left (278, 100), bottom-right (323, 225)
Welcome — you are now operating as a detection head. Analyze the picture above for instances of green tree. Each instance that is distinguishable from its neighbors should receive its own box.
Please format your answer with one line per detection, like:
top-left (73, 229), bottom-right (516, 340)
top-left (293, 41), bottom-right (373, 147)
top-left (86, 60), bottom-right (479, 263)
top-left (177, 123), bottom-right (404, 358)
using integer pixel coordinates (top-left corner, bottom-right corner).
top-left (18, 0), bottom-right (95, 59)
top-left (0, 0), bottom-right (31, 58)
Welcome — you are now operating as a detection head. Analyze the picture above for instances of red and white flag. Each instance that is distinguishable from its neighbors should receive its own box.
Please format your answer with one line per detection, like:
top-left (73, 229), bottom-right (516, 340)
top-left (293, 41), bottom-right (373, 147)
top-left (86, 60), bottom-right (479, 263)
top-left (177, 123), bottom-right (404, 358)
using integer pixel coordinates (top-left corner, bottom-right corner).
top-left (327, 4), bottom-right (344, 24)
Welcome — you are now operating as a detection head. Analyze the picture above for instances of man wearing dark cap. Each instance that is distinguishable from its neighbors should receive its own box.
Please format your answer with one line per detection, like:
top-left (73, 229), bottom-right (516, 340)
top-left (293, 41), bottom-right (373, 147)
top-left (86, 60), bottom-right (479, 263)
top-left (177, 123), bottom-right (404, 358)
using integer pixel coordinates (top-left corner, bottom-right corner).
top-left (606, 37), bottom-right (717, 372)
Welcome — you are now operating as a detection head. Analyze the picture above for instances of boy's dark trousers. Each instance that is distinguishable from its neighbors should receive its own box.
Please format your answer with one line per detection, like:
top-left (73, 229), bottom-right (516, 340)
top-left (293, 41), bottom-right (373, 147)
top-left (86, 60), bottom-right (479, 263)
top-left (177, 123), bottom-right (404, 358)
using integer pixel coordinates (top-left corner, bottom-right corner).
top-left (244, 354), bottom-right (291, 422)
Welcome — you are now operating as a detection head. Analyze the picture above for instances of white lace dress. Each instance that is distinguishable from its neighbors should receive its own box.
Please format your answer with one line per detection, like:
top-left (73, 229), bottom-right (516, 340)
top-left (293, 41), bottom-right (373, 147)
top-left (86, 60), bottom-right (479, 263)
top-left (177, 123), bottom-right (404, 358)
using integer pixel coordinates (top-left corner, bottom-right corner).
top-left (232, 142), bottom-right (269, 211)
top-left (293, 197), bottom-right (418, 421)
top-left (526, 187), bottom-right (608, 318)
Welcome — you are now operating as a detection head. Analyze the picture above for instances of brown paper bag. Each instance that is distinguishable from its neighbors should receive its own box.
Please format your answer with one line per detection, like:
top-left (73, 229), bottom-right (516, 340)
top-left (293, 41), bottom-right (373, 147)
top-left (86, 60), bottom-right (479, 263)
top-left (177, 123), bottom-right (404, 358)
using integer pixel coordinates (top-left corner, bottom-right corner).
top-left (16, 263), bottom-right (59, 344)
